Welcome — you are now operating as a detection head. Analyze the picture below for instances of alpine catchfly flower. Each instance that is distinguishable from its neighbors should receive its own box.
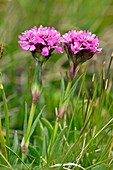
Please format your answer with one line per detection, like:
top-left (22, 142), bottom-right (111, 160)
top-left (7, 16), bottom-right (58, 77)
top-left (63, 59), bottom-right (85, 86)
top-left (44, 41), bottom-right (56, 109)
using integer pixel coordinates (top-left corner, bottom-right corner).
top-left (18, 25), bottom-right (63, 62)
top-left (61, 30), bottom-right (102, 79)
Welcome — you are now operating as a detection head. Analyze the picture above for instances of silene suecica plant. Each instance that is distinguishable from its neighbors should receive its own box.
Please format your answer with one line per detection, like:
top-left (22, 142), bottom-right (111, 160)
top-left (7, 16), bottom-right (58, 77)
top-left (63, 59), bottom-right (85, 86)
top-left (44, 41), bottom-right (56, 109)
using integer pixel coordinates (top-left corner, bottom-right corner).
top-left (0, 25), bottom-right (113, 170)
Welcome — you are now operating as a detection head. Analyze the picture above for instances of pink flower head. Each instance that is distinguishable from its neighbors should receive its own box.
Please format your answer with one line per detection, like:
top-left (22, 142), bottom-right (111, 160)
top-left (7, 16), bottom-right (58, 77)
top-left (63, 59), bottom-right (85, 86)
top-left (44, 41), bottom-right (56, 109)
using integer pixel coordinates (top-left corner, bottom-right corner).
top-left (18, 25), bottom-right (63, 58)
top-left (61, 30), bottom-right (102, 57)
top-left (61, 30), bottom-right (102, 79)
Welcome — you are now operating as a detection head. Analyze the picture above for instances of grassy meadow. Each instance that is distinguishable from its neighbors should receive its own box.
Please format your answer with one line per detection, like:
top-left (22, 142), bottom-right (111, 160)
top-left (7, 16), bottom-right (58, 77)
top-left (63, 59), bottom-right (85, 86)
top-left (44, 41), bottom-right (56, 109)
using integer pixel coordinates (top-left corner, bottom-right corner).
top-left (0, 0), bottom-right (113, 169)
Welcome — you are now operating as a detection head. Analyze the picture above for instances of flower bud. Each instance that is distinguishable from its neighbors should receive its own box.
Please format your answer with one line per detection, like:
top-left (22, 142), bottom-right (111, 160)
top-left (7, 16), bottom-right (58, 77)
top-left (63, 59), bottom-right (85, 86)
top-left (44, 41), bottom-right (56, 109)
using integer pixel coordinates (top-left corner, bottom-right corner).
top-left (32, 84), bottom-right (40, 104)
top-left (57, 105), bottom-right (65, 121)
top-left (21, 137), bottom-right (29, 153)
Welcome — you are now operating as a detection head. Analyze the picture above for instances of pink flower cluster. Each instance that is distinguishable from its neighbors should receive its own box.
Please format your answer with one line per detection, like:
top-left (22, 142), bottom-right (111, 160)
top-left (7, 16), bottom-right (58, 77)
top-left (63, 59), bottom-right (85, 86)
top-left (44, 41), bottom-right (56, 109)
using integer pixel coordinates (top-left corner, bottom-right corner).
top-left (18, 25), bottom-right (63, 57)
top-left (61, 30), bottom-right (102, 79)
top-left (61, 30), bottom-right (102, 56)
top-left (18, 26), bottom-right (102, 60)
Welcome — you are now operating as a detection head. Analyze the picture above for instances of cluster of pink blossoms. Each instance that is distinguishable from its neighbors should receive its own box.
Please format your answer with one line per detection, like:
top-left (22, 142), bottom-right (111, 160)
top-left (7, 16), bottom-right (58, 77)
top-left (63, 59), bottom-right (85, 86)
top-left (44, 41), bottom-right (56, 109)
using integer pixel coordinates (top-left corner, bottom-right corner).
top-left (61, 30), bottom-right (102, 79)
top-left (61, 30), bottom-right (102, 56)
top-left (18, 26), bottom-right (102, 60)
top-left (18, 25), bottom-right (63, 57)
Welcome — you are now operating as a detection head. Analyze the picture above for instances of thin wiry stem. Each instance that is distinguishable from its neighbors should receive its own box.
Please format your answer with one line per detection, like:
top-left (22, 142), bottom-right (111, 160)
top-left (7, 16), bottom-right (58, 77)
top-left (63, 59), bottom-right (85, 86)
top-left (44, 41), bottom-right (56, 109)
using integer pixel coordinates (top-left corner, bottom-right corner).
top-left (84, 118), bottom-right (113, 151)
top-left (0, 152), bottom-right (14, 170)
top-left (76, 134), bottom-right (86, 164)
top-left (50, 162), bottom-right (85, 170)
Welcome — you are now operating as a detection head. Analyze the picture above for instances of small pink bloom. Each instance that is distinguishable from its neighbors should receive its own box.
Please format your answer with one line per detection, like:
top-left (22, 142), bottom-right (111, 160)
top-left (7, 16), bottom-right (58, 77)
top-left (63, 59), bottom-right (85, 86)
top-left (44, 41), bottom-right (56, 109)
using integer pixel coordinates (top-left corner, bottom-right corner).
top-left (18, 25), bottom-right (63, 57)
top-left (61, 30), bottom-right (102, 56)
top-left (61, 30), bottom-right (102, 79)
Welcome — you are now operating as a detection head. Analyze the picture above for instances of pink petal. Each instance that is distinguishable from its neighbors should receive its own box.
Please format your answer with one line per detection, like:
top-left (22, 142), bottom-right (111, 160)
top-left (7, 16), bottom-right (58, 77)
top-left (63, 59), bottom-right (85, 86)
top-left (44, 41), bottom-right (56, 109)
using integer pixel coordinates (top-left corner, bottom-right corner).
top-left (55, 46), bottom-right (63, 53)
top-left (41, 47), bottom-right (49, 56)
top-left (22, 45), bottom-right (30, 50)
top-left (30, 45), bottom-right (36, 51)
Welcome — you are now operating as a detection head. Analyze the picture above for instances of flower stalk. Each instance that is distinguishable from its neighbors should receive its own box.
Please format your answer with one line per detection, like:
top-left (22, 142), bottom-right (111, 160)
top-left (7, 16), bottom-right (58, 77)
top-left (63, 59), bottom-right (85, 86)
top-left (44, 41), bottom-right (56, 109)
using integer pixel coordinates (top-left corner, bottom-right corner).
top-left (21, 61), bottom-right (42, 154)
top-left (0, 75), bottom-right (10, 148)
top-left (18, 25), bottom-right (63, 155)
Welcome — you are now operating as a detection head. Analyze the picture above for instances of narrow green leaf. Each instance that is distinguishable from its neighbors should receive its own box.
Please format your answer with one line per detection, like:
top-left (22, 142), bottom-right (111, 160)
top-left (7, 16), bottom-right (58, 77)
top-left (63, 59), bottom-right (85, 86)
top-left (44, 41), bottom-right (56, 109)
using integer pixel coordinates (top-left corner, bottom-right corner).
top-left (64, 74), bottom-right (83, 101)
top-left (50, 127), bottom-right (67, 160)
top-left (9, 131), bottom-right (19, 165)
top-left (28, 145), bottom-right (40, 163)
top-left (12, 131), bottom-right (18, 152)
top-left (42, 127), bottom-right (48, 157)
top-left (41, 117), bottom-right (53, 137)
top-left (29, 105), bottom-right (45, 138)
top-left (47, 119), bottom-right (59, 156)
top-left (91, 164), bottom-right (107, 170)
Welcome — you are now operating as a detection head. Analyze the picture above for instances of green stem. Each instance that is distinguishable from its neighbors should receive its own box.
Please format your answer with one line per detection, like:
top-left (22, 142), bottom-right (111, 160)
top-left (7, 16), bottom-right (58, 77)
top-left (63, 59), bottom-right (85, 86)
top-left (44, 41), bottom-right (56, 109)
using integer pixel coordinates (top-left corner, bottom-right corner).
top-left (24, 103), bottom-right (36, 143)
top-left (25, 62), bottom-right (42, 141)
top-left (33, 61), bottom-right (42, 86)
top-left (64, 80), bottom-right (72, 99)
top-left (21, 153), bottom-right (25, 169)
top-left (0, 80), bottom-right (10, 147)
top-left (0, 117), bottom-right (8, 164)
top-left (21, 61), bottom-right (43, 155)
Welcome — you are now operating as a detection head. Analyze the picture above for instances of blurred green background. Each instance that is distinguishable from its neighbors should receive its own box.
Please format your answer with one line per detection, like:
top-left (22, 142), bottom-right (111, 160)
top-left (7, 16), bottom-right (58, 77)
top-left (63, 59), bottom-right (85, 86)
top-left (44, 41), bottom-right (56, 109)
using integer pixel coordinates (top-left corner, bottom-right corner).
top-left (0, 0), bottom-right (113, 130)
